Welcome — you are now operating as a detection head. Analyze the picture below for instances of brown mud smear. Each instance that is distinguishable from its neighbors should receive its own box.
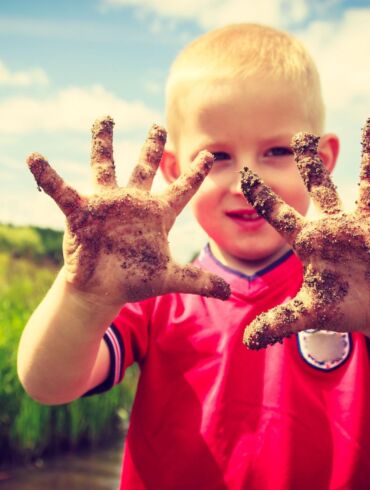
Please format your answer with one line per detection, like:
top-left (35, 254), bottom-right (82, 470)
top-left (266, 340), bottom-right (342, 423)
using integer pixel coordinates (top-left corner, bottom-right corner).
top-left (91, 116), bottom-right (117, 188)
top-left (359, 118), bottom-right (370, 211)
top-left (128, 124), bottom-right (167, 189)
top-left (292, 132), bottom-right (341, 214)
top-left (241, 120), bottom-right (370, 349)
top-left (28, 116), bottom-right (231, 304)
top-left (240, 167), bottom-right (303, 240)
top-left (27, 153), bottom-right (81, 216)
top-left (205, 274), bottom-right (231, 300)
top-left (240, 169), bottom-right (277, 219)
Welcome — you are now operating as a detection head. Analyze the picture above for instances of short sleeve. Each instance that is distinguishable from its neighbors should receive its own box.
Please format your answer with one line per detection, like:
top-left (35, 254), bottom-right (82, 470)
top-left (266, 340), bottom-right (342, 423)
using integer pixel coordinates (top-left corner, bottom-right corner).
top-left (83, 299), bottom-right (153, 396)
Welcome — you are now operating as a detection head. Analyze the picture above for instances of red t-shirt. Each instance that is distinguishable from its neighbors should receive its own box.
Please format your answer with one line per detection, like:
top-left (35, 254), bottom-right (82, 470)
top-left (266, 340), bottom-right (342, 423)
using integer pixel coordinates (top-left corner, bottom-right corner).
top-left (95, 247), bottom-right (370, 489)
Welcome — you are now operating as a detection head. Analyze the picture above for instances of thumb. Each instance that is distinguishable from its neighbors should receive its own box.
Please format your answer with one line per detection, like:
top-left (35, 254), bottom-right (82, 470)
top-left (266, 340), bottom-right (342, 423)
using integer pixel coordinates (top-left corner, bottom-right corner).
top-left (244, 293), bottom-right (312, 349)
top-left (168, 264), bottom-right (230, 300)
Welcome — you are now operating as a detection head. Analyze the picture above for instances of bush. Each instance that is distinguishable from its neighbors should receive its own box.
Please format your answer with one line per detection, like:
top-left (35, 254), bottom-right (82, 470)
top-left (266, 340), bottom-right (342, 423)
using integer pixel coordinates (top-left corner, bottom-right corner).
top-left (0, 252), bottom-right (137, 466)
top-left (0, 224), bottom-right (63, 265)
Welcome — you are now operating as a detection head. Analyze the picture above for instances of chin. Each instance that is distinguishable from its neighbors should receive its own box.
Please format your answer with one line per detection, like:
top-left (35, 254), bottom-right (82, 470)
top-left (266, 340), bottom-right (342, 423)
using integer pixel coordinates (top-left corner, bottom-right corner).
top-left (238, 253), bottom-right (276, 264)
top-left (233, 245), bottom-right (290, 264)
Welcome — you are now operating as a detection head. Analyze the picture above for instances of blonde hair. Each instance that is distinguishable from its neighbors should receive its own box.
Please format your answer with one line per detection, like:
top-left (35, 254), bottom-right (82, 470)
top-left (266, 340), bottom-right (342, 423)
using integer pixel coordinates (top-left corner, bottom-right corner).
top-left (166, 24), bottom-right (325, 145)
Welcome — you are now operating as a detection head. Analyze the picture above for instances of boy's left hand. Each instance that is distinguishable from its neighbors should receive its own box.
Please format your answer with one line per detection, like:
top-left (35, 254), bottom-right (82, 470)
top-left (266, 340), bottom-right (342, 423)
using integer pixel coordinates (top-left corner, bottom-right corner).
top-left (241, 118), bottom-right (370, 349)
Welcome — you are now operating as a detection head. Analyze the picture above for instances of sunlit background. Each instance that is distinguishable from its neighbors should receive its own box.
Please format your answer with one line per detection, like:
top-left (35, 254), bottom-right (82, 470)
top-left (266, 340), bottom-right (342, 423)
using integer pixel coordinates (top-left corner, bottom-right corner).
top-left (0, 0), bottom-right (369, 262)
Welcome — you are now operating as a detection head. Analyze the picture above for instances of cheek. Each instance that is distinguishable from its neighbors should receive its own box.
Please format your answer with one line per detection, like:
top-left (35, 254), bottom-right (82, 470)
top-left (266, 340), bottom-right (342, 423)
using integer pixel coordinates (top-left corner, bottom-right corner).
top-left (285, 184), bottom-right (310, 215)
top-left (270, 172), bottom-right (310, 216)
top-left (191, 179), bottom-right (218, 206)
top-left (191, 193), bottom-right (211, 223)
top-left (297, 193), bottom-right (310, 216)
top-left (190, 182), bottom-right (221, 223)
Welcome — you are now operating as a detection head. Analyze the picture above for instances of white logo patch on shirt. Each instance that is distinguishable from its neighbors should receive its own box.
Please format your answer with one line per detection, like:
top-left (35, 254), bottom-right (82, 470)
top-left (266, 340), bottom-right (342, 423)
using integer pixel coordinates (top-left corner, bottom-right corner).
top-left (297, 329), bottom-right (352, 371)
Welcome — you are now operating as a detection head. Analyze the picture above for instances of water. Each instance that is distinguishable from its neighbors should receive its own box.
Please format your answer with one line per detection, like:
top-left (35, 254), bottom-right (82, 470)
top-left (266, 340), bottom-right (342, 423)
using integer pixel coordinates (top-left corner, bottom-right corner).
top-left (0, 440), bottom-right (123, 489)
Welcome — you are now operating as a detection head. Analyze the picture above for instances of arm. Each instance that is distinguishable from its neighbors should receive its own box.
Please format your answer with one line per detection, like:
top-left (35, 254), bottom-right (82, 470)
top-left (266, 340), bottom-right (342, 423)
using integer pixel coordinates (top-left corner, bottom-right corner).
top-left (18, 270), bottom-right (116, 404)
top-left (18, 117), bottom-right (230, 405)
top-left (241, 118), bottom-right (370, 349)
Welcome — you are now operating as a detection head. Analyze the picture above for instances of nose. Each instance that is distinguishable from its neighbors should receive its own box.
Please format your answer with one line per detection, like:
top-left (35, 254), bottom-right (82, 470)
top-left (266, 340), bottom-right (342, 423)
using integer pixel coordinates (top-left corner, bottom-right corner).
top-left (229, 170), bottom-right (244, 195)
top-left (230, 158), bottom-right (258, 195)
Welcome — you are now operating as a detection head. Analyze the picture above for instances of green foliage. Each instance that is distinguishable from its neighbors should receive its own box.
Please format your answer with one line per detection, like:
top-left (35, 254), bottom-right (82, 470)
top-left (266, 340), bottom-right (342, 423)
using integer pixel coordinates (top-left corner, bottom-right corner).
top-left (0, 224), bottom-right (63, 265)
top-left (0, 250), bottom-right (138, 465)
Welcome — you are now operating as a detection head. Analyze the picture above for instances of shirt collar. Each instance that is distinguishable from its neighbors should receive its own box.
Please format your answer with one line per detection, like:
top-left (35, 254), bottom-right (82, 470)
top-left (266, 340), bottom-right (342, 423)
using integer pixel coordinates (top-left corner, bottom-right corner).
top-left (196, 244), bottom-right (303, 297)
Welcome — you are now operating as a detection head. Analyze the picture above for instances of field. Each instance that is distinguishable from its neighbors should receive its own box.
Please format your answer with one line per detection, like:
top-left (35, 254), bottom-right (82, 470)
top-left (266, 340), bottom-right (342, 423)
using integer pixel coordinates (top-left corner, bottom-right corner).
top-left (0, 224), bottom-right (137, 466)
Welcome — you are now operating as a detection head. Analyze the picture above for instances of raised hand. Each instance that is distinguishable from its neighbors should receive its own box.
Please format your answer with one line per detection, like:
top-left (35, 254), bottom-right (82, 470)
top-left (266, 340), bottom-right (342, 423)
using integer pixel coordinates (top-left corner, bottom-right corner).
top-left (241, 118), bottom-right (370, 349)
top-left (27, 117), bottom-right (230, 305)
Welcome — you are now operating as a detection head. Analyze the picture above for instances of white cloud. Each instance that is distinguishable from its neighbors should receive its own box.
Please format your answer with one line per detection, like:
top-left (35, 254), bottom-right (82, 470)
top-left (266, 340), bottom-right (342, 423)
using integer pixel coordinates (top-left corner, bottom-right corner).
top-left (306, 181), bottom-right (358, 222)
top-left (286, 0), bottom-right (308, 23)
top-left (196, 0), bottom-right (310, 29)
top-left (0, 59), bottom-right (49, 86)
top-left (101, 1), bottom-right (369, 124)
top-left (143, 79), bottom-right (162, 95)
top-left (299, 8), bottom-right (370, 115)
top-left (101, 137), bottom-right (166, 190)
top-left (296, 7), bottom-right (370, 191)
top-left (0, 154), bottom-right (23, 171)
top-left (169, 210), bottom-right (208, 263)
top-left (102, 0), bottom-right (309, 28)
top-left (0, 16), bottom-right (122, 42)
top-left (113, 139), bottom-right (146, 186)
top-left (335, 181), bottom-right (358, 212)
top-left (0, 191), bottom-right (65, 230)
top-left (0, 136), bottom-right (169, 228)
top-left (24, 139), bottom-right (166, 197)
top-left (2, 0), bottom-right (367, 262)
top-left (0, 85), bottom-right (163, 134)
top-left (105, 0), bottom-right (208, 19)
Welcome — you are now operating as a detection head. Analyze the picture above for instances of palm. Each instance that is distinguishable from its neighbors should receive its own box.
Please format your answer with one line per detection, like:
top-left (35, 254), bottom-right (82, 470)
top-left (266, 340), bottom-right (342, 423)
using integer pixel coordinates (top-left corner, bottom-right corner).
top-left (241, 119), bottom-right (370, 349)
top-left (27, 117), bottom-right (230, 305)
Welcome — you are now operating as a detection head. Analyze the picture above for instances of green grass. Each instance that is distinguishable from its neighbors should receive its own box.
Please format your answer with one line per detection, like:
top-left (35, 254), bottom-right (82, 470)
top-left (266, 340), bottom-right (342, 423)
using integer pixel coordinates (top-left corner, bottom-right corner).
top-left (0, 248), bottom-right (138, 466)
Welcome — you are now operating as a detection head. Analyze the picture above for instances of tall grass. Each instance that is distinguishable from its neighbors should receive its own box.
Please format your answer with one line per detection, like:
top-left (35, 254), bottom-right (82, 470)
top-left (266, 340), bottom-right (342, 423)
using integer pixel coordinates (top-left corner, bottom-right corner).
top-left (0, 250), bottom-right (137, 466)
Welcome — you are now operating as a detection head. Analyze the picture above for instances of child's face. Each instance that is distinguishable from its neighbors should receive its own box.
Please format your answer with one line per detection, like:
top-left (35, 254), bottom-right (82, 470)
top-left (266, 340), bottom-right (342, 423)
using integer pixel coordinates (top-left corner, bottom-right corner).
top-left (172, 79), bottom-right (320, 270)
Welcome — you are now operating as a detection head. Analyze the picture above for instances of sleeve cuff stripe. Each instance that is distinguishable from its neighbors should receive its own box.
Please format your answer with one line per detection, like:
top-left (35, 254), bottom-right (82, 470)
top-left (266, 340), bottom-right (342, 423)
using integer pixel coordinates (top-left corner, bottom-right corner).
top-left (105, 326), bottom-right (122, 386)
top-left (105, 323), bottom-right (124, 385)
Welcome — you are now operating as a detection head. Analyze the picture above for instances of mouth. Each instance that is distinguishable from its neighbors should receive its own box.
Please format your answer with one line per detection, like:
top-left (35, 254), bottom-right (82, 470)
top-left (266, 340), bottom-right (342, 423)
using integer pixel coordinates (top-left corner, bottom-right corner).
top-left (225, 209), bottom-right (262, 221)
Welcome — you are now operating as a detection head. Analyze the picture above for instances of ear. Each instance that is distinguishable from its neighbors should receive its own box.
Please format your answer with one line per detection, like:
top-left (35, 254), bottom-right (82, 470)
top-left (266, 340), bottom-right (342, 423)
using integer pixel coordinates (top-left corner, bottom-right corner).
top-left (318, 133), bottom-right (340, 174)
top-left (160, 150), bottom-right (181, 183)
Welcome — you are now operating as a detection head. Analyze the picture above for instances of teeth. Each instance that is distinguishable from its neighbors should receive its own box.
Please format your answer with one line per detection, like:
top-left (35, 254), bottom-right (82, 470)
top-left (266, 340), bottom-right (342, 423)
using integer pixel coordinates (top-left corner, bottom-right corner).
top-left (227, 211), bottom-right (261, 220)
top-left (228, 212), bottom-right (260, 220)
top-left (240, 213), bottom-right (260, 220)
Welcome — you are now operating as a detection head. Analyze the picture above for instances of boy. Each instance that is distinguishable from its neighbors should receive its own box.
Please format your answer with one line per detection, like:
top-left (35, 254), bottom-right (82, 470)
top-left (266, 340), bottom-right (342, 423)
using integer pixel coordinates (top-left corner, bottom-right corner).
top-left (18, 24), bottom-right (370, 489)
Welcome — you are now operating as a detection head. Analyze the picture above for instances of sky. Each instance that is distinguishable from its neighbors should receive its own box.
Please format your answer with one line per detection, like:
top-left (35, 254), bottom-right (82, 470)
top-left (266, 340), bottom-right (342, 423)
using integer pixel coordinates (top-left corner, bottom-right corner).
top-left (0, 0), bottom-right (369, 263)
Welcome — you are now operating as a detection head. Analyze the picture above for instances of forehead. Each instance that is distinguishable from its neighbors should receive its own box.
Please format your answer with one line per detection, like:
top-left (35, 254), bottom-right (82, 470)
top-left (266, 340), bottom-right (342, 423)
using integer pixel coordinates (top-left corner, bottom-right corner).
top-left (183, 79), bottom-right (311, 135)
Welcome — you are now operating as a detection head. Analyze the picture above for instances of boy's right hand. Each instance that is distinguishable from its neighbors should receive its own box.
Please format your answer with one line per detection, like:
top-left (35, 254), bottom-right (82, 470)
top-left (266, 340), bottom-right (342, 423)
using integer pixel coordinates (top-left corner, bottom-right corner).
top-left (27, 117), bottom-right (230, 306)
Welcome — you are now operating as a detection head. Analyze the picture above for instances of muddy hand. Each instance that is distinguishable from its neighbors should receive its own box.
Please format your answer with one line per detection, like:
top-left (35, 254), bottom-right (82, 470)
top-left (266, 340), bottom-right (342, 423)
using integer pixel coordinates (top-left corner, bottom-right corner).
top-left (27, 117), bottom-right (230, 305)
top-left (241, 118), bottom-right (370, 349)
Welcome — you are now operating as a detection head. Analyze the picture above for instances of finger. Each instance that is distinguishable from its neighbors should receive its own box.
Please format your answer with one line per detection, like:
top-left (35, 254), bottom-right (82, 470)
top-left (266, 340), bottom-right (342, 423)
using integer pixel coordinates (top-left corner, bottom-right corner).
top-left (240, 167), bottom-right (305, 245)
top-left (162, 151), bottom-right (214, 215)
top-left (127, 124), bottom-right (166, 191)
top-left (27, 153), bottom-right (81, 216)
top-left (243, 291), bottom-right (312, 350)
top-left (291, 132), bottom-right (342, 215)
top-left (91, 116), bottom-right (117, 190)
top-left (357, 117), bottom-right (370, 213)
top-left (169, 263), bottom-right (231, 300)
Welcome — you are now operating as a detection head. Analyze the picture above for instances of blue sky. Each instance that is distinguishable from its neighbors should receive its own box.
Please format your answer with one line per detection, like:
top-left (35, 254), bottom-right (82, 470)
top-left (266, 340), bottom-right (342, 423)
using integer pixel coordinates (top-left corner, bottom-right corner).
top-left (0, 0), bottom-right (369, 262)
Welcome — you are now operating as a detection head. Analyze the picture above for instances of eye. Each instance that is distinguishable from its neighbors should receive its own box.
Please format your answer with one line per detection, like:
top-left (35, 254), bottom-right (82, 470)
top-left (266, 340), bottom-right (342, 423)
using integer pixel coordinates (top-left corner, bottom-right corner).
top-left (265, 147), bottom-right (293, 157)
top-left (211, 151), bottom-right (231, 161)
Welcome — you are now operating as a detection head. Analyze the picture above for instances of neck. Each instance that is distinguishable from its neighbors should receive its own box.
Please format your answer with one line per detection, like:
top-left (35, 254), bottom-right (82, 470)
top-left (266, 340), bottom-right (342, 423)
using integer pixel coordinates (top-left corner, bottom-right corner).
top-left (209, 242), bottom-right (292, 276)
